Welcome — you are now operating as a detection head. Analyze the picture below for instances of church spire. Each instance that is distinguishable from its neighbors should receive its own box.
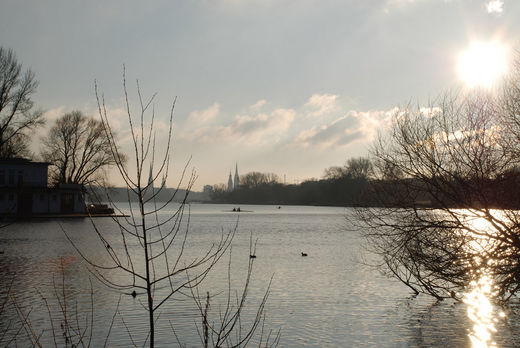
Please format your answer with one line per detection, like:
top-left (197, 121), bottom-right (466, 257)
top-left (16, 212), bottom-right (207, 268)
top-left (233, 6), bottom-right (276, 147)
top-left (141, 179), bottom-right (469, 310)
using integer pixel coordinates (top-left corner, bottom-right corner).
top-left (228, 171), bottom-right (233, 191)
top-left (234, 162), bottom-right (240, 189)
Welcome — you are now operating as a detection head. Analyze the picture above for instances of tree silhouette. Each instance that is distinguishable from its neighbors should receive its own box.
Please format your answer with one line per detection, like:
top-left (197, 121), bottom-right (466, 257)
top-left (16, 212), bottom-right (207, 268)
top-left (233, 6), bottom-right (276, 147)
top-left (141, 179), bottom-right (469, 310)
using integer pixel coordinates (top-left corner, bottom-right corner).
top-left (0, 47), bottom-right (44, 158)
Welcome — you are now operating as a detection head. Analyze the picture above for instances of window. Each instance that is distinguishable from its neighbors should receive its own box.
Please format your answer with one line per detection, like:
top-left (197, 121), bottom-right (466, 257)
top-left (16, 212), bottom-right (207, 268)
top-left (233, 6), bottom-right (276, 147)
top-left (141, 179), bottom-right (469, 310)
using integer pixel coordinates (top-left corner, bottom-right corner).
top-left (0, 170), bottom-right (4, 185)
top-left (8, 193), bottom-right (14, 201)
top-left (0, 194), bottom-right (4, 201)
top-left (18, 171), bottom-right (23, 186)
top-left (40, 194), bottom-right (45, 201)
top-left (52, 194), bottom-right (57, 201)
top-left (8, 170), bottom-right (14, 185)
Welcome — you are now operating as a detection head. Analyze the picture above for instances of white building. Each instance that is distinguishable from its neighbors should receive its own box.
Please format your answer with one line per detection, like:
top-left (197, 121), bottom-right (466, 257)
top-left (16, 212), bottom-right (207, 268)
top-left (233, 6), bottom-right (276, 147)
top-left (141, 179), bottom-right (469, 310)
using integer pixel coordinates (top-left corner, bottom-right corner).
top-left (0, 158), bottom-right (86, 216)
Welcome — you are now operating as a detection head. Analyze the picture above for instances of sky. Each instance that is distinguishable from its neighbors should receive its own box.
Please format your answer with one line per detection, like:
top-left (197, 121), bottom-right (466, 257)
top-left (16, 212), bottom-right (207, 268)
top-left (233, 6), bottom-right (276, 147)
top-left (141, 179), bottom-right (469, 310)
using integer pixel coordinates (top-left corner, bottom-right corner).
top-left (1, 0), bottom-right (519, 190)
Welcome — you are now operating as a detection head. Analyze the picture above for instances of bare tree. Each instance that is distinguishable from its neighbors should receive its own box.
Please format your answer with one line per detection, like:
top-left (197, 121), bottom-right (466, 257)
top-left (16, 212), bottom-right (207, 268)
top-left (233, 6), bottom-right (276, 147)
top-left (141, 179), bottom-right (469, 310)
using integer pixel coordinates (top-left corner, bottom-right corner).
top-left (240, 172), bottom-right (279, 189)
top-left (323, 157), bottom-right (373, 180)
top-left (356, 86), bottom-right (520, 301)
top-left (0, 47), bottom-right (44, 158)
top-left (323, 166), bottom-right (347, 180)
top-left (499, 51), bottom-right (520, 160)
top-left (344, 157), bottom-right (373, 180)
top-left (41, 110), bottom-right (120, 186)
top-left (64, 71), bottom-right (275, 347)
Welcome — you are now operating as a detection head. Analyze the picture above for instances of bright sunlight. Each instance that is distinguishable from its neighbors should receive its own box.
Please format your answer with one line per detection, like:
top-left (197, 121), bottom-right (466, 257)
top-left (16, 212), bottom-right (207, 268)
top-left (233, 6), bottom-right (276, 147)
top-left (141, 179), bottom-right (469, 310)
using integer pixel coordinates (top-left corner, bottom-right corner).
top-left (457, 40), bottom-right (509, 88)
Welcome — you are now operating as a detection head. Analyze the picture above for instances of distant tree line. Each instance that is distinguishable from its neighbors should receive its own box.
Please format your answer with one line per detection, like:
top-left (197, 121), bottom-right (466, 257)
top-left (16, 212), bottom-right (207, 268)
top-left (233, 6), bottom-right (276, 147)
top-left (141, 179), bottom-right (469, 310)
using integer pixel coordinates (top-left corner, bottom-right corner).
top-left (210, 154), bottom-right (520, 208)
top-left (210, 158), bottom-right (375, 206)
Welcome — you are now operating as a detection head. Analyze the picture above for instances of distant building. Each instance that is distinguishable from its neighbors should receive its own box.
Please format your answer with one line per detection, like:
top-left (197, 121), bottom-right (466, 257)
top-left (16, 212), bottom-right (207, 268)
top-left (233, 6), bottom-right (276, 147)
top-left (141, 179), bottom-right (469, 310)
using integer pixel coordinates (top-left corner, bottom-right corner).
top-left (234, 163), bottom-right (240, 190)
top-left (0, 158), bottom-right (86, 216)
top-left (227, 163), bottom-right (240, 191)
top-left (203, 185), bottom-right (213, 194)
top-left (228, 171), bottom-right (233, 191)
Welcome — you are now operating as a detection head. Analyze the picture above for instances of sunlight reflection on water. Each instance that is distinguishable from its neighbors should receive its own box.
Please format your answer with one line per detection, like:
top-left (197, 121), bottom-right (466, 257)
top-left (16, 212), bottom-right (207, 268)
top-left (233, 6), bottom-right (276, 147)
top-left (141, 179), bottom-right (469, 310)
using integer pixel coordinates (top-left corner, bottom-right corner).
top-left (463, 213), bottom-right (507, 348)
top-left (464, 274), bottom-right (501, 348)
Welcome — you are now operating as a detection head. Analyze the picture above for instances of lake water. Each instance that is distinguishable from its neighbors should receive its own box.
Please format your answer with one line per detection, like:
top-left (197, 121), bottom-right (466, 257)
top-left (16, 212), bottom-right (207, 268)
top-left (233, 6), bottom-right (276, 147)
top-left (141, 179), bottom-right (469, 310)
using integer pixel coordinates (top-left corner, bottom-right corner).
top-left (1, 203), bottom-right (520, 347)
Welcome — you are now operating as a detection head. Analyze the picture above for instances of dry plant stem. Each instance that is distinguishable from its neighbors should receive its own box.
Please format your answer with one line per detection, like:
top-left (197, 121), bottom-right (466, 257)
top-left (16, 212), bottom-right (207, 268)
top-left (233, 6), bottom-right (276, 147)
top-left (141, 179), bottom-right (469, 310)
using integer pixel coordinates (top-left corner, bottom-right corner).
top-left (36, 287), bottom-right (59, 347)
top-left (1, 277), bottom-right (27, 347)
top-left (2, 259), bottom-right (116, 347)
top-left (10, 295), bottom-right (42, 347)
top-left (101, 295), bottom-right (121, 348)
top-left (188, 239), bottom-right (277, 348)
top-left (118, 310), bottom-right (138, 348)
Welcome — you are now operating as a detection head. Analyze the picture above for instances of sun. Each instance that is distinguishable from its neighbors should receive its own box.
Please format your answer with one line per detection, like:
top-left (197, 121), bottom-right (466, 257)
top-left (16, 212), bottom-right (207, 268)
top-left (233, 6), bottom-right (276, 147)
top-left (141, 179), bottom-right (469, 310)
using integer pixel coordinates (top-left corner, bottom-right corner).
top-left (457, 40), bottom-right (509, 88)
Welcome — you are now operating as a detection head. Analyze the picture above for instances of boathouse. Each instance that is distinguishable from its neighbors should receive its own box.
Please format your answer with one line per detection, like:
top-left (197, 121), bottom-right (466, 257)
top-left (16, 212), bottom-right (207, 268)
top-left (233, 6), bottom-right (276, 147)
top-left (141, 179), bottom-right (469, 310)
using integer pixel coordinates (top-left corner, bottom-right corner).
top-left (0, 158), bottom-right (86, 216)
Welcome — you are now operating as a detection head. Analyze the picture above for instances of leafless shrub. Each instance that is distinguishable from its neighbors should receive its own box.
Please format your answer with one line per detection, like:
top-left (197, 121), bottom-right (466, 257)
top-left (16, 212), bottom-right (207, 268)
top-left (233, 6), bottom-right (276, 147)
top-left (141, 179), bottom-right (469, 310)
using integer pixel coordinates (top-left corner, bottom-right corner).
top-left (356, 82), bottom-right (520, 301)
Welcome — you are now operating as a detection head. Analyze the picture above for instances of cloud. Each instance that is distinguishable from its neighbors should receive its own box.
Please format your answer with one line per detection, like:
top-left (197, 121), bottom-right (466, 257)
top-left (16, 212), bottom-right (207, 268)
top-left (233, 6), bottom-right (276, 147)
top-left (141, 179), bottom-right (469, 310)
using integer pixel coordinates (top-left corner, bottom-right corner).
top-left (250, 99), bottom-right (267, 110)
top-left (86, 103), bottom-right (172, 148)
top-left (383, 0), bottom-right (426, 10)
top-left (293, 109), bottom-right (395, 148)
top-left (182, 106), bottom-right (296, 146)
top-left (304, 94), bottom-right (338, 118)
top-left (294, 120), bottom-right (362, 148)
top-left (235, 108), bottom-right (294, 135)
top-left (294, 113), bottom-right (360, 148)
top-left (486, 0), bottom-right (503, 13)
top-left (187, 103), bottom-right (220, 125)
top-left (41, 104), bottom-right (129, 131)
top-left (385, 0), bottom-right (503, 13)
top-left (181, 96), bottom-right (398, 151)
top-left (386, 0), bottom-right (422, 4)
top-left (43, 106), bottom-right (67, 122)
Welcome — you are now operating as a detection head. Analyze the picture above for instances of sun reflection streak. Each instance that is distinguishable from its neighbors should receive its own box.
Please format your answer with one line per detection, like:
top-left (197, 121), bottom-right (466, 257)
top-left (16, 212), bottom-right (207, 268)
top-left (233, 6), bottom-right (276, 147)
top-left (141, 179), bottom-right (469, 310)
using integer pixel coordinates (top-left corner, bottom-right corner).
top-left (462, 213), bottom-right (507, 348)
top-left (464, 274), bottom-right (498, 348)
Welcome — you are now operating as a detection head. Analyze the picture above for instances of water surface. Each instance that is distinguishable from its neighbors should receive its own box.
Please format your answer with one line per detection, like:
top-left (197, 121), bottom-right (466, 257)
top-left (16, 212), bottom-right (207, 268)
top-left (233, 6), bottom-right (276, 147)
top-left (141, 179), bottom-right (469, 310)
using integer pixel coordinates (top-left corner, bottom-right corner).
top-left (1, 204), bottom-right (519, 347)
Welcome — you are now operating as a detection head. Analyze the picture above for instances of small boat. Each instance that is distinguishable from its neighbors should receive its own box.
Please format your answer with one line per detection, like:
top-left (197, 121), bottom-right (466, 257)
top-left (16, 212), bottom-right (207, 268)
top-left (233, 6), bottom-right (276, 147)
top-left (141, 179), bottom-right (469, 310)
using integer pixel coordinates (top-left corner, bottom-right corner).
top-left (224, 208), bottom-right (253, 213)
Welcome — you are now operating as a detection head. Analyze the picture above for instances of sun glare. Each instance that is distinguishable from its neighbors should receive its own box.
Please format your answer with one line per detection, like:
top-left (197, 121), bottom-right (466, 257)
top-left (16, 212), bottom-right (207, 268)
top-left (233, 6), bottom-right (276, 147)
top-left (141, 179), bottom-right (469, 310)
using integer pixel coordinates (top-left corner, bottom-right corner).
top-left (457, 41), bottom-right (509, 89)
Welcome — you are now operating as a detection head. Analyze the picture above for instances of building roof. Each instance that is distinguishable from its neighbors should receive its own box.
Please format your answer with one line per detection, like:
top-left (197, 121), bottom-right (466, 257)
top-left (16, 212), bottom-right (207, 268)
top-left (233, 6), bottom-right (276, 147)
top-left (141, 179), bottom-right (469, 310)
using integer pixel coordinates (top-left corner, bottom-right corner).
top-left (0, 158), bottom-right (50, 166)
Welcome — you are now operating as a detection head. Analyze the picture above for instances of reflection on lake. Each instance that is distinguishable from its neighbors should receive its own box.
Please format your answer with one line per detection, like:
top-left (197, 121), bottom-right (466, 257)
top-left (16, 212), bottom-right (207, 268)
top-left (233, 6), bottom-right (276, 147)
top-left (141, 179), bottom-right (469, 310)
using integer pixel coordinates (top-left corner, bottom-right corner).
top-left (464, 274), bottom-right (501, 348)
top-left (463, 213), bottom-right (509, 348)
top-left (1, 204), bottom-right (520, 347)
